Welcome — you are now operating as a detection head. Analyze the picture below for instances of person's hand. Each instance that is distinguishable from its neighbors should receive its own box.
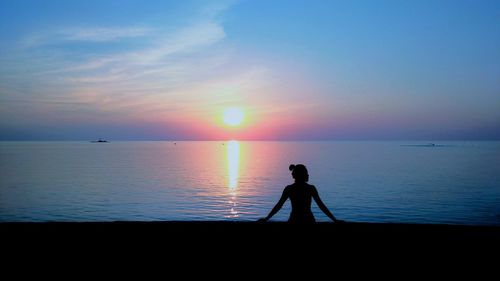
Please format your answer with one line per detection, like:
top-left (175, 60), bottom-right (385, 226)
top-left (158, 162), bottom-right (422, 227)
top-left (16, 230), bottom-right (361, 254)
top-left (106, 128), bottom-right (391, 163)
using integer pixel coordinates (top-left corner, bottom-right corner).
top-left (257, 217), bottom-right (268, 223)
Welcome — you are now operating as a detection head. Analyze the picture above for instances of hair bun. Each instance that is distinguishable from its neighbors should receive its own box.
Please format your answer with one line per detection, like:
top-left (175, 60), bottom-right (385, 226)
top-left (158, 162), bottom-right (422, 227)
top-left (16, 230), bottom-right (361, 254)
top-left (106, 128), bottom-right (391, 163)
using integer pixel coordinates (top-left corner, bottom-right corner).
top-left (289, 164), bottom-right (296, 171)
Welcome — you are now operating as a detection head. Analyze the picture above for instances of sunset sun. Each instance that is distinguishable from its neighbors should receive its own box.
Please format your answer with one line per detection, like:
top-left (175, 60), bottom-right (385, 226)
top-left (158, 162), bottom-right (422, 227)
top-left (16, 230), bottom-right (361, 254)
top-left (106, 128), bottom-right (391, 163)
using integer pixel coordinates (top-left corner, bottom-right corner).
top-left (223, 107), bottom-right (244, 126)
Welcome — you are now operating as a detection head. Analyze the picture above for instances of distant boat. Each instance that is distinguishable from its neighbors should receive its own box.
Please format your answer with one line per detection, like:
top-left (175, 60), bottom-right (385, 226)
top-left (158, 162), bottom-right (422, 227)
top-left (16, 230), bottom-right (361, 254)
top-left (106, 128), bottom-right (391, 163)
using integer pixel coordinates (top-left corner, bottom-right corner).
top-left (90, 138), bottom-right (109, 143)
top-left (401, 143), bottom-right (446, 147)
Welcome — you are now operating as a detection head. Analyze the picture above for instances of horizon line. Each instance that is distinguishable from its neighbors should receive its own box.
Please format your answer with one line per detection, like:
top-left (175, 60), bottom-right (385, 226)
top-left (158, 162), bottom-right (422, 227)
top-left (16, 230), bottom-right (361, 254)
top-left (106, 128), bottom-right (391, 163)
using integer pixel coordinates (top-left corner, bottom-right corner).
top-left (1, 139), bottom-right (500, 142)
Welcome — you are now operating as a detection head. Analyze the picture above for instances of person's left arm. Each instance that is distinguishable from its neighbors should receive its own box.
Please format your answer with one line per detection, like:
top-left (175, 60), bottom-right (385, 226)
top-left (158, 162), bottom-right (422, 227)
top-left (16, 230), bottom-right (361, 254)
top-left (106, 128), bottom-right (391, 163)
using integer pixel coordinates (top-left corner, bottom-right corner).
top-left (311, 186), bottom-right (341, 223)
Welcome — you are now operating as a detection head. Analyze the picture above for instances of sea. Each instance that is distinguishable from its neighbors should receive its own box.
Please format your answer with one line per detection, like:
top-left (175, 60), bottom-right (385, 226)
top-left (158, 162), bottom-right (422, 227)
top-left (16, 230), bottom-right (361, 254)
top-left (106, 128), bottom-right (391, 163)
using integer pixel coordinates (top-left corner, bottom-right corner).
top-left (1, 141), bottom-right (499, 225)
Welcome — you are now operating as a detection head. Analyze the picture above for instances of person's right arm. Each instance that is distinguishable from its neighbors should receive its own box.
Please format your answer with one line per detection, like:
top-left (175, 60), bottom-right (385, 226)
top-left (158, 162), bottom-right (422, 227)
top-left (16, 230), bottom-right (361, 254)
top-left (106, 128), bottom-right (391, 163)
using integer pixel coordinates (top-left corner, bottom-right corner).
top-left (259, 187), bottom-right (289, 222)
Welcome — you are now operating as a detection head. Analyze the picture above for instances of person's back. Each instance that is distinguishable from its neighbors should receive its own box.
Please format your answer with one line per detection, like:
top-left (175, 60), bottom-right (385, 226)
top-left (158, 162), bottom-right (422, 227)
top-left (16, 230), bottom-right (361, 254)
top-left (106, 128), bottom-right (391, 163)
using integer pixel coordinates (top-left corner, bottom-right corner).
top-left (285, 182), bottom-right (315, 223)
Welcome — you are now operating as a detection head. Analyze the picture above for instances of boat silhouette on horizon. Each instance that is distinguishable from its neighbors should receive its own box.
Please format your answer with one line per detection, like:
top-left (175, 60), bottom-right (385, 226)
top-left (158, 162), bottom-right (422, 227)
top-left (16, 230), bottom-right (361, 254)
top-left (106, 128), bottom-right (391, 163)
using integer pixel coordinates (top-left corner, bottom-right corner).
top-left (401, 143), bottom-right (448, 147)
top-left (90, 138), bottom-right (109, 143)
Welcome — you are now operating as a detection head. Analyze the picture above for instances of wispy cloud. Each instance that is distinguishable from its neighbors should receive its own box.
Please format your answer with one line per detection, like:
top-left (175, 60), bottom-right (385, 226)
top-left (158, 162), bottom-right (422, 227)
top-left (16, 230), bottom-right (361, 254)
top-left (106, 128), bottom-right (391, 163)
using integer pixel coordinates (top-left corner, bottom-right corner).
top-left (8, 13), bottom-right (243, 124)
top-left (201, 0), bottom-right (237, 17)
top-left (57, 21), bottom-right (227, 92)
top-left (21, 27), bottom-right (152, 48)
top-left (60, 27), bottom-right (151, 42)
top-left (137, 22), bottom-right (225, 63)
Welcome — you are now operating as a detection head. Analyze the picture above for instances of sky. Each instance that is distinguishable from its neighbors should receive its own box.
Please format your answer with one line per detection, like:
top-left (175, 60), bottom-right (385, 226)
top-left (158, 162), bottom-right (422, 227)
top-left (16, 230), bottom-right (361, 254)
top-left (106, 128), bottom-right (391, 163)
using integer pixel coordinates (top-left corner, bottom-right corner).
top-left (0, 0), bottom-right (499, 140)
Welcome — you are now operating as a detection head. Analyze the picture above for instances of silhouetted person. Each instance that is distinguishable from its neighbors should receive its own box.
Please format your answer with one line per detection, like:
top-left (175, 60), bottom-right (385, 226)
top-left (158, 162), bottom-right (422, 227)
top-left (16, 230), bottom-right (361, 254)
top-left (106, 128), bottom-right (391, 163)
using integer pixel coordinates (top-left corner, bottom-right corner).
top-left (258, 164), bottom-right (343, 223)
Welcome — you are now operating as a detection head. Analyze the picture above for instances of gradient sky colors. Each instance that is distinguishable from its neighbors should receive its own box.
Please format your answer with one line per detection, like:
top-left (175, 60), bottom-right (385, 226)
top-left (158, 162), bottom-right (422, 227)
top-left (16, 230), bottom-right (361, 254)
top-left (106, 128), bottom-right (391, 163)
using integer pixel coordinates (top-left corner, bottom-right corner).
top-left (0, 0), bottom-right (499, 140)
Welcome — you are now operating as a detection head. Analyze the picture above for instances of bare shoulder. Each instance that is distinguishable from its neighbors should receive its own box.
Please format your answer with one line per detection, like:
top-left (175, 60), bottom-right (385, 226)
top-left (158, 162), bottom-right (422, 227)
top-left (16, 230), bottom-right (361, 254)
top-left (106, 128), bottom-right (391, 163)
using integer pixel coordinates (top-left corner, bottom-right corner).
top-left (308, 184), bottom-right (319, 194)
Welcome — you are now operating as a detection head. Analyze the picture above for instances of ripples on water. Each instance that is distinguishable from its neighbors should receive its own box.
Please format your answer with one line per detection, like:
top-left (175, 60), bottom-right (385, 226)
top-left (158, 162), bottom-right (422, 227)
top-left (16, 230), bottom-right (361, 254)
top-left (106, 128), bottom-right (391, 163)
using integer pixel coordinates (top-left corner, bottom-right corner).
top-left (1, 141), bottom-right (499, 225)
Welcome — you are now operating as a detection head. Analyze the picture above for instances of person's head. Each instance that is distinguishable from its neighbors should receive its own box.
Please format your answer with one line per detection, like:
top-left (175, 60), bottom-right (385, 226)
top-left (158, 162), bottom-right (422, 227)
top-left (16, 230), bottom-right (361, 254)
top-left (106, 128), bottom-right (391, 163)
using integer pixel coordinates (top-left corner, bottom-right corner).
top-left (289, 164), bottom-right (309, 183)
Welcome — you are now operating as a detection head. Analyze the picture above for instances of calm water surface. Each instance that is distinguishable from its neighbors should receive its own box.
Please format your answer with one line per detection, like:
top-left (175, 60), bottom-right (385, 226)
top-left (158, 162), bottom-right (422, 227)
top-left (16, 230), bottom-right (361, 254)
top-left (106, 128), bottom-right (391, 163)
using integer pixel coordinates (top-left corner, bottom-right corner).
top-left (1, 141), bottom-right (499, 225)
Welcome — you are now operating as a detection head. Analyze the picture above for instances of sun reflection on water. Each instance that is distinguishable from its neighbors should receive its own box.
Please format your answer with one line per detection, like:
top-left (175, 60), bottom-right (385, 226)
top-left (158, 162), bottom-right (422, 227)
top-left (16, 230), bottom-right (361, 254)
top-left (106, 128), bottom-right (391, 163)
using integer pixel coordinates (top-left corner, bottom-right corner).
top-left (227, 140), bottom-right (240, 189)
top-left (225, 140), bottom-right (240, 218)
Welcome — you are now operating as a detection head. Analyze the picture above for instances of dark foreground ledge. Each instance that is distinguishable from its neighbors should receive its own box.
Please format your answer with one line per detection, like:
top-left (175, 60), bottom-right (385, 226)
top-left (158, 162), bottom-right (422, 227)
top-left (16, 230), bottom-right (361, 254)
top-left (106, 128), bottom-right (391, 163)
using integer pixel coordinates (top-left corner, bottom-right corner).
top-left (3, 222), bottom-right (498, 271)
top-left (3, 221), bottom-right (500, 267)
top-left (2, 221), bottom-right (499, 247)
top-left (3, 221), bottom-right (499, 236)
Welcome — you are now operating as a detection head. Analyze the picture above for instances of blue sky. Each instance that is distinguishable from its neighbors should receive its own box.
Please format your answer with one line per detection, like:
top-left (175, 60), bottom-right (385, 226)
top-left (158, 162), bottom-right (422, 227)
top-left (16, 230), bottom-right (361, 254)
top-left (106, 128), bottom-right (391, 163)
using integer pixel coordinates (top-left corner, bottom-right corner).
top-left (0, 0), bottom-right (499, 140)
